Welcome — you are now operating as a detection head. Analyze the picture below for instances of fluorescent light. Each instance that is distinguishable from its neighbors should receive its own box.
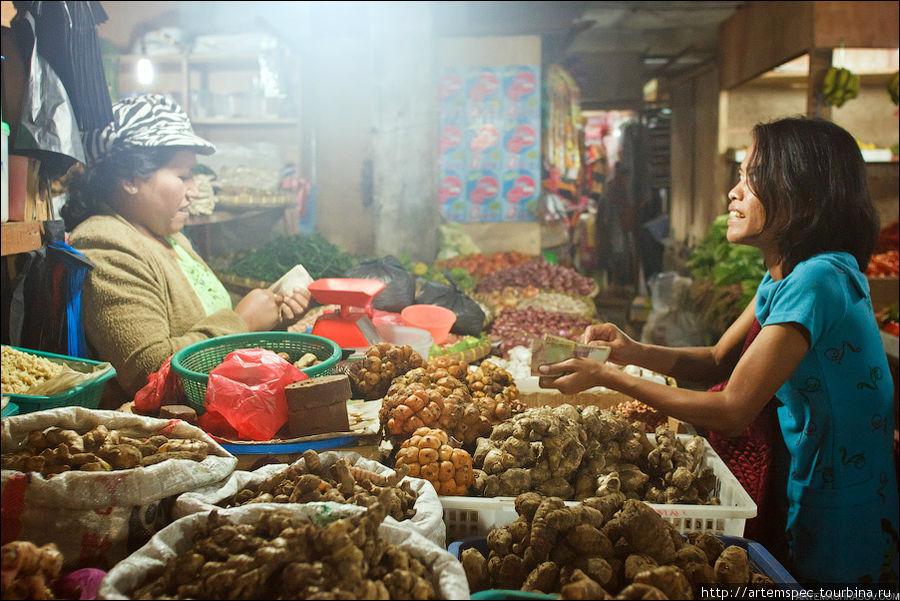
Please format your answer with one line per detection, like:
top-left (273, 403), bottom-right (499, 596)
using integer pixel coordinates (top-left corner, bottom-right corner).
top-left (136, 58), bottom-right (154, 85)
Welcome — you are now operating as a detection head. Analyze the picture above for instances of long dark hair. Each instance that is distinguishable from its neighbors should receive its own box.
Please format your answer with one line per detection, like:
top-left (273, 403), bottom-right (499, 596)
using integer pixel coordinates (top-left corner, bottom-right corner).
top-left (61, 146), bottom-right (180, 231)
top-left (746, 117), bottom-right (878, 274)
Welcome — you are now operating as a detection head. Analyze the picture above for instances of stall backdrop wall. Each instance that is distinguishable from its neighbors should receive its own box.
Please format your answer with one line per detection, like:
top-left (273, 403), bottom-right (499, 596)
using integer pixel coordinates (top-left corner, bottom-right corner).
top-left (438, 35), bottom-right (544, 256)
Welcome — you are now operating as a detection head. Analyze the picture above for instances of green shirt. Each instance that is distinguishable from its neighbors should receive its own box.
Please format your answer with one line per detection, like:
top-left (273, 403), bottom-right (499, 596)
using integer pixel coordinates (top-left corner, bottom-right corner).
top-left (167, 237), bottom-right (232, 316)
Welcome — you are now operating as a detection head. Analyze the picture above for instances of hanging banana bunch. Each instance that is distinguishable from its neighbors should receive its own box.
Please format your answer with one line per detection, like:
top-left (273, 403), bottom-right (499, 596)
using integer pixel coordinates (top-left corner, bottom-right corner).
top-left (821, 66), bottom-right (860, 108)
top-left (888, 71), bottom-right (899, 106)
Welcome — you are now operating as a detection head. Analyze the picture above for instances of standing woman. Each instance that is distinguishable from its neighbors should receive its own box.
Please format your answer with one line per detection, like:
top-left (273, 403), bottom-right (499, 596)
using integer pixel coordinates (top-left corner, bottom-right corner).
top-left (64, 94), bottom-right (310, 404)
top-left (539, 116), bottom-right (898, 586)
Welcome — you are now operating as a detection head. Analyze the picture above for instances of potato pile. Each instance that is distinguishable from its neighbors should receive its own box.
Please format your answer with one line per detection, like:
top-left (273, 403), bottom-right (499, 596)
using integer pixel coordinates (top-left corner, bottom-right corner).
top-left (462, 492), bottom-right (772, 598)
top-left (222, 450), bottom-right (419, 522)
top-left (1, 424), bottom-right (213, 477)
top-left (471, 405), bottom-right (719, 504)
top-left (394, 427), bottom-right (475, 496)
top-left (131, 491), bottom-right (438, 600)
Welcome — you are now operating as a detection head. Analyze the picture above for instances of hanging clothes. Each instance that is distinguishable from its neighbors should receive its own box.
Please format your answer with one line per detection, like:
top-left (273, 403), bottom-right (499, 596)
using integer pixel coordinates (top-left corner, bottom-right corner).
top-left (12, 1), bottom-right (113, 131)
top-left (9, 9), bottom-right (84, 179)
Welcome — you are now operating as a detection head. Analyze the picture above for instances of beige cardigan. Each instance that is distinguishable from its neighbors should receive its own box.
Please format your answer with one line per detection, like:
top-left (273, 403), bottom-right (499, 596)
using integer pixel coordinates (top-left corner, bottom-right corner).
top-left (70, 210), bottom-right (248, 398)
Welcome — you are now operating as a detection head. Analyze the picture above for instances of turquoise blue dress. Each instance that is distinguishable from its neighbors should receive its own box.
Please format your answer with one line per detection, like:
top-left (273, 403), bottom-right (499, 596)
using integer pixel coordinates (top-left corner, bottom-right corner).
top-left (756, 251), bottom-right (899, 586)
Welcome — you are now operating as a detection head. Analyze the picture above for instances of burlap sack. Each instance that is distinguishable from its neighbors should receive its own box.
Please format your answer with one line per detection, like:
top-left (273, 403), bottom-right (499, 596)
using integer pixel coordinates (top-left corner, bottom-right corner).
top-left (98, 502), bottom-right (470, 599)
top-left (1, 407), bottom-right (237, 569)
top-left (173, 450), bottom-right (447, 547)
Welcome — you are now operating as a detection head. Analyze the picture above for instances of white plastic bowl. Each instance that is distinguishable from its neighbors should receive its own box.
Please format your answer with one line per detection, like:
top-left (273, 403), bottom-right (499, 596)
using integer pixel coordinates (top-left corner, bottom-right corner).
top-left (374, 324), bottom-right (434, 360)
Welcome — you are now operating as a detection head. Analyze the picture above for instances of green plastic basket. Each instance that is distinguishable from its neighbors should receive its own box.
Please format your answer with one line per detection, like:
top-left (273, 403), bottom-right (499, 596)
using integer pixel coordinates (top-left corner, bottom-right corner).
top-left (171, 332), bottom-right (342, 413)
top-left (2, 346), bottom-right (117, 414)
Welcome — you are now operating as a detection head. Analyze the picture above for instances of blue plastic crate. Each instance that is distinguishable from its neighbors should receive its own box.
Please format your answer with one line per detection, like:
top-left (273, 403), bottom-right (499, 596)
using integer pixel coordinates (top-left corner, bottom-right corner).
top-left (449, 533), bottom-right (798, 598)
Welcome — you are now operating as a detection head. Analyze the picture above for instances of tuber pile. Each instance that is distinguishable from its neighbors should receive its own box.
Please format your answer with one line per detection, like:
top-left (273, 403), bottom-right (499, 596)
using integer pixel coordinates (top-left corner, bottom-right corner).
top-left (394, 427), bottom-right (475, 496)
top-left (131, 490), bottom-right (439, 600)
top-left (222, 450), bottom-right (419, 522)
top-left (385, 356), bottom-right (526, 448)
top-left (464, 360), bottom-right (526, 426)
top-left (1, 541), bottom-right (63, 600)
top-left (334, 343), bottom-right (424, 400)
top-left (461, 492), bottom-right (772, 598)
top-left (379, 368), bottom-right (454, 442)
top-left (613, 398), bottom-right (668, 433)
top-left (1, 424), bottom-right (212, 477)
top-left (470, 405), bottom-right (721, 505)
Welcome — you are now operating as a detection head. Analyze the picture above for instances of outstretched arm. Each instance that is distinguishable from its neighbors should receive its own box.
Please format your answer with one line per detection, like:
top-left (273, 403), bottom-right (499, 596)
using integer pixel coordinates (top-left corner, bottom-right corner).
top-left (541, 319), bottom-right (808, 437)
top-left (583, 297), bottom-right (757, 384)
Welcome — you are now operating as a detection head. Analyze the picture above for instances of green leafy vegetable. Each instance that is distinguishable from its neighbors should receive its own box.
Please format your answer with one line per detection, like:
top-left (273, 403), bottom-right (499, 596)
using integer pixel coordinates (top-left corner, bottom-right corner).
top-left (223, 233), bottom-right (357, 282)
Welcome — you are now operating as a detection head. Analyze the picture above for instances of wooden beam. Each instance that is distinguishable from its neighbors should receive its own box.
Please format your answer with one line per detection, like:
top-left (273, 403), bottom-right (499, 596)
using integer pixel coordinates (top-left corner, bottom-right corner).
top-left (807, 48), bottom-right (833, 119)
top-left (1, 222), bottom-right (42, 257)
top-left (719, 1), bottom-right (899, 91)
top-left (812, 1), bottom-right (899, 49)
top-left (718, 1), bottom-right (814, 90)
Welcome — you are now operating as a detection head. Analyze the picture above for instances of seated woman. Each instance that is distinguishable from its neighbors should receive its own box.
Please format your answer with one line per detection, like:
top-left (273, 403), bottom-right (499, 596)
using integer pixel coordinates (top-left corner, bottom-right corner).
top-left (64, 94), bottom-right (310, 405)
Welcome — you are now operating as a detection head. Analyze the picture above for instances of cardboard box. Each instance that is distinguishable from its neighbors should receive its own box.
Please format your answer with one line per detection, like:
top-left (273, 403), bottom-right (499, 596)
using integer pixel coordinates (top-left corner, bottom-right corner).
top-left (284, 375), bottom-right (351, 438)
top-left (517, 375), bottom-right (632, 409)
top-left (519, 388), bottom-right (633, 410)
top-left (868, 277), bottom-right (899, 310)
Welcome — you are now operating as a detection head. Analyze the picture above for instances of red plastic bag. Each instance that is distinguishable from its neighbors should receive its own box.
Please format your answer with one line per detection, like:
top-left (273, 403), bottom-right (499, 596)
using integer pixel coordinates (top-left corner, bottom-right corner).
top-left (197, 409), bottom-right (240, 440)
top-left (133, 358), bottom-right (184, 413)
top-left (204, 348), bottom-right (308, 441)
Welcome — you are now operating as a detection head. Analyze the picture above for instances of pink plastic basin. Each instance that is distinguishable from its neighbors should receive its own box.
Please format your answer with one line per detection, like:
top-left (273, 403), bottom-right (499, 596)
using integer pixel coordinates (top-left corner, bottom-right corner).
top-left (400, 304), bottom-right (457, 345)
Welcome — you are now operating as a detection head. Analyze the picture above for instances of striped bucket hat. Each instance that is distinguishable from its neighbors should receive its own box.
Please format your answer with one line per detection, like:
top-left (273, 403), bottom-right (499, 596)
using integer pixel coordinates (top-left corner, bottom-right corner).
top-left (83, 94), bottom-right (215, 166)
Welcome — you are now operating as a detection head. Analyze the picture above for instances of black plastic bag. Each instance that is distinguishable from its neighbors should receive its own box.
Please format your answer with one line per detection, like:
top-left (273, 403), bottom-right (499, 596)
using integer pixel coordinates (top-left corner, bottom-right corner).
top-left (10, 9), bottom-right (86, 179)
top-left (7, 220), bottom-right (95, 356)
top-left (343, 255), bottom-right (415, 313)
top-left (415, 276), bottom-right (486, 336)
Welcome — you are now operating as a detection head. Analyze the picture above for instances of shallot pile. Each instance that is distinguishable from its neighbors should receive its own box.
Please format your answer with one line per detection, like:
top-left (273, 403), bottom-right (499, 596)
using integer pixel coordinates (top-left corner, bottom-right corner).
top-left (477, 260), bottom-right (596, 297)
top-left (489, 308), bottom-right (592, 357)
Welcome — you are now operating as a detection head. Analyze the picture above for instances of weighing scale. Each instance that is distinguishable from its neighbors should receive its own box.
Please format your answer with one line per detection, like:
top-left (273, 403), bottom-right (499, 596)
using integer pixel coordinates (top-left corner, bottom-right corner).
top-left (307, 278), bottom-right (386, 349)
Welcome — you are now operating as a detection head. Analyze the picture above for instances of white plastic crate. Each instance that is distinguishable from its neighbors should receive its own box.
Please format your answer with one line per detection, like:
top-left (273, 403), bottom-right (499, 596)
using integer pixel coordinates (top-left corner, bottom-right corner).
top-left (441, 434), bottom-right (756, 542)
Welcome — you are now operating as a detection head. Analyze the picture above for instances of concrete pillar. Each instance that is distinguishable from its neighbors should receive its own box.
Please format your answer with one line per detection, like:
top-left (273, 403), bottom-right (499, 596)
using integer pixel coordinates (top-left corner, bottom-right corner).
top-left (368, 2), bottom-right (439, 262)
top-left (311, 2), bottom-right (439, 261)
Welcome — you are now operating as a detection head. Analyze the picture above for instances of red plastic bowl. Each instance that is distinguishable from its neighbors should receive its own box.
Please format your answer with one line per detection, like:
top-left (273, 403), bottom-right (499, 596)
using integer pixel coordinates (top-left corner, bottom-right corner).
top-left (400, 304), bottom-right (457, 345)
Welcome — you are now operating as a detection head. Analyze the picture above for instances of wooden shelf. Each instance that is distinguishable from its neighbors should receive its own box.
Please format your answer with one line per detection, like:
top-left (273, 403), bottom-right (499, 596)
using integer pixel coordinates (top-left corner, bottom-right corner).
top-left (192, 118), bottom-right (298, 126)
top-left (119, 54), bottom-right (258, 67)
top-left (746, 71), bottom-right (897, 89)
top-left (733, 148), bottom-right (898, 164)
top-left (184, 206), bottom-right (286, 227)
top-left (1, 222), bottom-right (42, 256)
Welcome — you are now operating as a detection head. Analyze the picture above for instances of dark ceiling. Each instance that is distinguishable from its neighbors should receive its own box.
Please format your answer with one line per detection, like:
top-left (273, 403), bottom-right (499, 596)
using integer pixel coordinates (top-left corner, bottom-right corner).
top-left (176, 1), bottom-right (750, 109)
top-left (434, 1), bottom-right (749, 107)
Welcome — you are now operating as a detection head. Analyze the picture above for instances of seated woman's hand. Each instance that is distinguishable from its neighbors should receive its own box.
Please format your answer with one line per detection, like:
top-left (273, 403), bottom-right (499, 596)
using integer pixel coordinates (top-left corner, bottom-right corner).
top-left (234, 288), bottom-right (282, 331)
top-left (278, 287), bottom-right (312, 324)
